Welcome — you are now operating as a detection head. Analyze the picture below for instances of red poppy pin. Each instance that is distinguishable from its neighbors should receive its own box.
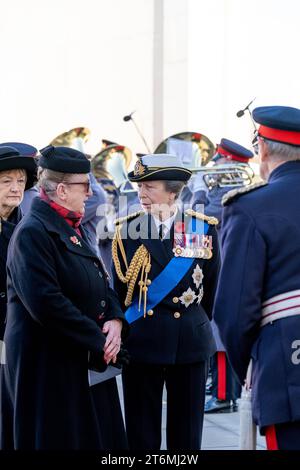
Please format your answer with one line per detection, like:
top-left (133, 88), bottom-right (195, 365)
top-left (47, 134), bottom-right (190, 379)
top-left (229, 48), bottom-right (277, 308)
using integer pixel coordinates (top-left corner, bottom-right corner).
top-left (70, 235), bottom-right (81, 247)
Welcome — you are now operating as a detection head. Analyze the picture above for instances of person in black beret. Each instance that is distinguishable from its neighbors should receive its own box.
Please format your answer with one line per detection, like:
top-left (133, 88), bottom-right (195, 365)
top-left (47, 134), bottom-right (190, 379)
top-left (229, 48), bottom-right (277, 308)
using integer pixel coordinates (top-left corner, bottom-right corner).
top-left (214, 106), bottom-right (300, 450)
top-left (0, 145), bottom-right (37, 347)
top-left (0, 145), bottom-right (128, 450)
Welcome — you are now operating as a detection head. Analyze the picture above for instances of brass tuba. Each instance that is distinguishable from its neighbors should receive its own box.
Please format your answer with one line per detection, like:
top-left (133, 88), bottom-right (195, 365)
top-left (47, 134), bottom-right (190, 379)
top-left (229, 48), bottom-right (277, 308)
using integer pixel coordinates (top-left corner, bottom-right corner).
top-left (50, 127), bottom-right (91, 153)
top-left (154, 131), bottom-right (215, 167)
top-left (154, 131), bottom-right (254, 188)
top-left (91, 142), bottom-right (133, 190)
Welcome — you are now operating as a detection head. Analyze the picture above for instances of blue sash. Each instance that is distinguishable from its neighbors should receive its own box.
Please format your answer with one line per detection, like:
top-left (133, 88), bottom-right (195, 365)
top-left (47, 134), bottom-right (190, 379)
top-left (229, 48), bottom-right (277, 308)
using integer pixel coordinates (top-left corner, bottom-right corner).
top-left (125, 218), bottom-right (209, 324)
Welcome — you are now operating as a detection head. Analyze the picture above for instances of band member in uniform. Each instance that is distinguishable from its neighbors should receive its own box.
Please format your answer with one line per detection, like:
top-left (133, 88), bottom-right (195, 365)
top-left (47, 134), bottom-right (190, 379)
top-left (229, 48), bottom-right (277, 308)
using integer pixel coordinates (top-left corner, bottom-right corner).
top-left (199, 139), bottom-right (254, 413)
top-left (0, 145), bottom-right (127, 450)
top-left (112, 154), bottom-right (220, 450)
top-left (214, 105), bottom-right (300, 450)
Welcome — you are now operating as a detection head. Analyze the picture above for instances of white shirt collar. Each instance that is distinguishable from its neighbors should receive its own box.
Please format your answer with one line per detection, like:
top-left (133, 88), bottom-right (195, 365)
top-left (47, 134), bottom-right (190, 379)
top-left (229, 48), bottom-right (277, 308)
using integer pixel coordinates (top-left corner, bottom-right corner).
top-left (152, 208), bottom-right (178, 238)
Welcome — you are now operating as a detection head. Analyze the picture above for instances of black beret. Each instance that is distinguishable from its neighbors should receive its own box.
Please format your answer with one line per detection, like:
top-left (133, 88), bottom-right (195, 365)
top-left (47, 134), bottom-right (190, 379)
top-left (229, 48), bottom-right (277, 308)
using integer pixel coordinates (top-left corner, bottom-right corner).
top-left (39, 145), bottom-right (90, 173)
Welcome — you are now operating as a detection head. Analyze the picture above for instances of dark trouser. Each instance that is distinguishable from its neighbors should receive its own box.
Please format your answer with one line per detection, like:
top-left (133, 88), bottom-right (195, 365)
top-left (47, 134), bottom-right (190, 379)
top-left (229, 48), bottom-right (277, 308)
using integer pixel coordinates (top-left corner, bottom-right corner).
top-left (265, 422), bottom-right (300, 450)
top-left (211, 352), bottom-right (241, 401)
top-left (122, 361), bottom-right (207, 451)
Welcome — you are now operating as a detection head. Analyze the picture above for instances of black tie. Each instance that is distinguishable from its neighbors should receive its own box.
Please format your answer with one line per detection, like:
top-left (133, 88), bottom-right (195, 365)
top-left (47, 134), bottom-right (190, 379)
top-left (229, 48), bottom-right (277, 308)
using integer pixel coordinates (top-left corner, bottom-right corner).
top-left (159, 223), bottom-right (166, 240)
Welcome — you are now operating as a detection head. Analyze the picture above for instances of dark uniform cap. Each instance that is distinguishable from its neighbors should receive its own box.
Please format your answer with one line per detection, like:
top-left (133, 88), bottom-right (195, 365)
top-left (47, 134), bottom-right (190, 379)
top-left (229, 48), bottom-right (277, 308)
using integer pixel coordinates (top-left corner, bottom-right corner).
top-left (102, 139), bottom-right (118, 147)
top-left (213, 138), bottom-right (254, 162)
top-left (253, 106), bottom-right (300, 146)
top-left (128, 153), bottom-right (192, 182)
top-left (0, 146), bottom-right (37, 189)
top-left (39, 145), bottom-right (90, 173)
top-left (1, 142), bottom-right (38, 156)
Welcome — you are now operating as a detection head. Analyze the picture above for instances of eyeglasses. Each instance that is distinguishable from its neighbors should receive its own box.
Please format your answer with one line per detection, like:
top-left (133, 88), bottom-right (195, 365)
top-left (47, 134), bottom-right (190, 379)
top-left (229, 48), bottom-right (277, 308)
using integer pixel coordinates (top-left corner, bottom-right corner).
top-left (63, 180), bottom-right (91, 193)
top-left (252, 131), bottom-right (266, 155)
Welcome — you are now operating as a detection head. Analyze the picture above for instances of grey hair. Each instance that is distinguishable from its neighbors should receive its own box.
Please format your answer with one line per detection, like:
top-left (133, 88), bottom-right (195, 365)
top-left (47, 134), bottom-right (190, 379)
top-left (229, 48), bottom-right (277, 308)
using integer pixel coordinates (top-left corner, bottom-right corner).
top-left (265, 138), bottom-right (300, 161)
top-left (37, 168), bottom-right (79, 199)
top-left (162, 180), bottom-right (186, 200)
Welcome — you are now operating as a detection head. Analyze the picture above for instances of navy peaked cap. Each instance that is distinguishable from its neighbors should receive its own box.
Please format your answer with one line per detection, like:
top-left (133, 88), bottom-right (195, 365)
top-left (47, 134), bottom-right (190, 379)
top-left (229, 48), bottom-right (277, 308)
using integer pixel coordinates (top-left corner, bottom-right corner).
top-left (253, 106), bottom-right (300, 146)
top-left (213, 138), bottom-right (253, 162)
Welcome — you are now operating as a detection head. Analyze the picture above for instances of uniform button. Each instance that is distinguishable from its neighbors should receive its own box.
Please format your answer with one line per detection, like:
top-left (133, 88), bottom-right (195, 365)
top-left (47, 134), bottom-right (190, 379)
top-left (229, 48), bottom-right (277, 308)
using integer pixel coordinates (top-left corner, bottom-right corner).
top-left (100, 300), bottom-right (106, 308)
top-left (174, 312), bottom-right (181, 319)
top-left (98, 313), bottom-right (105, 320)
top-left (172, 297), bottom-right (179, 304)
top-left (99, 272), bottom-right (103, 278)
top-left (147, 309), bottom-right (154, 316)
top-left (0, 292), bottom-right (5, 298)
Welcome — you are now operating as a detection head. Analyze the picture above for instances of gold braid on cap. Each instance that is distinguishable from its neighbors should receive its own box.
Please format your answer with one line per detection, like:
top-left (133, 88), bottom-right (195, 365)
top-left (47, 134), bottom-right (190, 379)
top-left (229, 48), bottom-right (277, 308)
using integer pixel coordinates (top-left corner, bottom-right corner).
top-left (112, 222), bottom-right (151, 317)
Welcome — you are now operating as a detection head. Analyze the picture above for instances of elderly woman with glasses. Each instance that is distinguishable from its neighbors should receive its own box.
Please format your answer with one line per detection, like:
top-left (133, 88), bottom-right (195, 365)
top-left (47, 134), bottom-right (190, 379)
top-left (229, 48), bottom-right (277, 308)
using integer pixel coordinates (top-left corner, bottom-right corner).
top-left (0, 145), bottom-right (128, 450)
top-left (0, 145), bottom-right (37, 346)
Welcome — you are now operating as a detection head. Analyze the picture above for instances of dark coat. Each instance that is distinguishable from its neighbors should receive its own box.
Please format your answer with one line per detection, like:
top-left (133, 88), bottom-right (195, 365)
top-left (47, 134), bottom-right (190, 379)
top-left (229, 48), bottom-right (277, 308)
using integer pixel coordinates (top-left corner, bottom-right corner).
top-left (112, 211), bottom-right (219, 365)
top-left (0, 198), bottom-right (126, 450)
top-left (214, 161), bottom-right (300, 429)
top-left (0, 207), bottom-right (22, 340)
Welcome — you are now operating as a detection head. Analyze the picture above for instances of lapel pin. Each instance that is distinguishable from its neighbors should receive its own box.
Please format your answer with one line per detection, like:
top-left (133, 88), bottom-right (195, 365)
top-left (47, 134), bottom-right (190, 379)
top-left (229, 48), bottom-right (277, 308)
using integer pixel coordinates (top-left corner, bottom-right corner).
top-left (70, 235), bottom-right (81, 247)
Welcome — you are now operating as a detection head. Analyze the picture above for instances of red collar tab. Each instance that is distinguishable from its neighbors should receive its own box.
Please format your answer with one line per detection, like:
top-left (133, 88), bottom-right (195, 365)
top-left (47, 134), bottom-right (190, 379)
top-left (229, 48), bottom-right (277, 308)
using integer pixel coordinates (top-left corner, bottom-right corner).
top-left (258, 125), bottom-right (300, 146)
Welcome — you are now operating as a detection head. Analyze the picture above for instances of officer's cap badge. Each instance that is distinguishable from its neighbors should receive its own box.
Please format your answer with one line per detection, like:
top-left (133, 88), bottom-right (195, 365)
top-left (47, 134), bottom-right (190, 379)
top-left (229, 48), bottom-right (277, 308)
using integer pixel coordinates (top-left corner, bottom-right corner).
top-left (134, 159), bottom-right (146, 176)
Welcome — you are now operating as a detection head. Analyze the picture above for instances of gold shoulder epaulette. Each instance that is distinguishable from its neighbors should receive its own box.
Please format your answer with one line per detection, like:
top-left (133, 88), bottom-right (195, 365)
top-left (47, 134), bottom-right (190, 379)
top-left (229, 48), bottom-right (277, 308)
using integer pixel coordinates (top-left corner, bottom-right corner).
top-left (185, 209), bottom-right (218, 226)
top-left (222, 181), bottom-right (268, 206)
top-left (114, 210), bottom-right (144, 226)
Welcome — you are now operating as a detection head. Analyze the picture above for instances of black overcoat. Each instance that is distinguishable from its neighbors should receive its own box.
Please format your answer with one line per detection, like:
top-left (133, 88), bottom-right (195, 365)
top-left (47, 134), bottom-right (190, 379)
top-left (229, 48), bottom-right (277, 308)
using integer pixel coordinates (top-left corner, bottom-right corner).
top-left (0, 208), bottom-right (22, 340)
top-left (0, 198), bottom-right (125, 450)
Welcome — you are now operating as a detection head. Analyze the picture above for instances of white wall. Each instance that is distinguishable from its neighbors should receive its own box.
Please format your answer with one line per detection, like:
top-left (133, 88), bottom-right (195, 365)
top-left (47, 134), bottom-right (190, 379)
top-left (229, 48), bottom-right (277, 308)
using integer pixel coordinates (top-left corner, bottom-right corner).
top-left (1, 0), bottom-right (300, 158)
top-left (187, 0), bottom-right (300, 149)
top-left (0, 0), bottom-right (154, 156)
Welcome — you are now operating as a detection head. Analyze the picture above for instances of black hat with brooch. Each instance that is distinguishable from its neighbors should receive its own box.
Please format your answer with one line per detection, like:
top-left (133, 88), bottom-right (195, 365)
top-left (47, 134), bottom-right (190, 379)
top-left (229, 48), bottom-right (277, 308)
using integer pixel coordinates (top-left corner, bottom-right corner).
top-left (39, 145), bottom-right (90, 173)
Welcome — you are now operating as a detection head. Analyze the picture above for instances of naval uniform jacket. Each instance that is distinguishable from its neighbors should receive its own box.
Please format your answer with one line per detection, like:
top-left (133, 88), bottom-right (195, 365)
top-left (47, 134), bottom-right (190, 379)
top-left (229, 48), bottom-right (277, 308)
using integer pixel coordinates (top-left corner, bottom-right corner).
top-left (112, 211), bottom-right (219, 365)
top-left (0, 197), bottom-right (126, 450)
top-left (214, 161), bottom-right (300, 429)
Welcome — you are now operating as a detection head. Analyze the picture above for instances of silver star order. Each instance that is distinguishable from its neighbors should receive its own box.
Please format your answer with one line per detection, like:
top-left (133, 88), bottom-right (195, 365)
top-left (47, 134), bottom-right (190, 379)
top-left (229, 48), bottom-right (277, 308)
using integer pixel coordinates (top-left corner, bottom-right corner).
top-left (179, 287), bottom-right (197, 308)
top-left (192, 264), bottom-right (204, 289)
